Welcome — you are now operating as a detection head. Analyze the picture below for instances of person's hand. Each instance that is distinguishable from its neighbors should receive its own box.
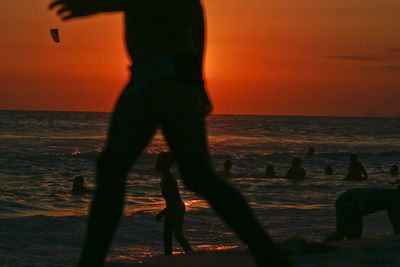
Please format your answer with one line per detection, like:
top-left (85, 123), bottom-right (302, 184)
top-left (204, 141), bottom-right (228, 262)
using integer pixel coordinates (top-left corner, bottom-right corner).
top-left (48, 0), bottom-right (107, 20)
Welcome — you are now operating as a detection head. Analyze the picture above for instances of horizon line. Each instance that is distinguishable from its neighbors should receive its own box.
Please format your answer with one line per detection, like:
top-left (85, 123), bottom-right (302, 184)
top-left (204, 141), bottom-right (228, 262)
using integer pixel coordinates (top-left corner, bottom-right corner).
top-left (0, 108), bottom-right (399, 119)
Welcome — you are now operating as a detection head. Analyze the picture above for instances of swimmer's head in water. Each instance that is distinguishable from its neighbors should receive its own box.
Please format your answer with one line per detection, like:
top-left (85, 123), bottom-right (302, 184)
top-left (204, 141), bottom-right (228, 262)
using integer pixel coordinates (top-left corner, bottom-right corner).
top-left (292, 157), bottom-right (302, 167)
top-left (350, 153), bottom-right (358, 162)
top-left (325, 166), bottom-right (333, 175)
top-left (73, 175), bottom-right (85, 190)
top-left (224, 160), bottom-right (233, 171)
top-left (155, 152), bottom-right (175, 172)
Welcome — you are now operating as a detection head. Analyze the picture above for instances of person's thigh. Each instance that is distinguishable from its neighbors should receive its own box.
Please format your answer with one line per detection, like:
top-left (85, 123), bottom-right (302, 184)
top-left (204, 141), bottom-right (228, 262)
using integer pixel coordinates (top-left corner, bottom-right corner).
top-left (158, 80), bottom-right (212, 184)
top-left (99, 85), bottom-right (158, 179)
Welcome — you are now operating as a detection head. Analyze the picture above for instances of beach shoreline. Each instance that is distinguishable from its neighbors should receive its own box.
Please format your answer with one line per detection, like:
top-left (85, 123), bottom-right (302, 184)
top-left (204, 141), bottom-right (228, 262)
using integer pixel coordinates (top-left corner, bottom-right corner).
top-left (107, 236), bottom-right (400, 267)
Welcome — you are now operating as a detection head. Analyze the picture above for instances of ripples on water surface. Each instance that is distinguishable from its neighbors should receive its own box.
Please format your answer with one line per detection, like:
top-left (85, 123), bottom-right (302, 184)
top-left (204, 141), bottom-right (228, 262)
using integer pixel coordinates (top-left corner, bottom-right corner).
top-left (0, 110), bottom-right (399, 266)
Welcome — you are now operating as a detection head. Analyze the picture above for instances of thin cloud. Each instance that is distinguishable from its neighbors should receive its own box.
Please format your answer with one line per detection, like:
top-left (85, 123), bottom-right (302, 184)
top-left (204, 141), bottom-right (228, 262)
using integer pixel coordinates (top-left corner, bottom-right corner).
top-left (326, 55), bottom-right (383, 62)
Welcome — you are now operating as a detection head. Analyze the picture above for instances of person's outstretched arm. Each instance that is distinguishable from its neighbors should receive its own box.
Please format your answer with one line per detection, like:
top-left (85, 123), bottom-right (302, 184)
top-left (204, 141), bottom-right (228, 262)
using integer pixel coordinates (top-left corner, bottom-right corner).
top-left (48, 0), bottom-right (127, 20)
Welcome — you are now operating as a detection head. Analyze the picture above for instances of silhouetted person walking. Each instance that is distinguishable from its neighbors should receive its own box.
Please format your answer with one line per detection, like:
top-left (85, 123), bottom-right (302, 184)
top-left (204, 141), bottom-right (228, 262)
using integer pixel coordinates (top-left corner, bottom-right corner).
top-left (49, 1), bottom-right (291, 266)
top-left (344, 154), bottom-right (368, 181)
top-left (155, 152), bottom-right (192, 255)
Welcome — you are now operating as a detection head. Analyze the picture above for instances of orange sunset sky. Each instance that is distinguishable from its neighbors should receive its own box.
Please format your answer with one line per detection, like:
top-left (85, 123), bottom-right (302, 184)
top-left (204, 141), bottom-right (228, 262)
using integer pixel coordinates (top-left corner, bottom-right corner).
top-left (0, 0), bottom-right (399, 116)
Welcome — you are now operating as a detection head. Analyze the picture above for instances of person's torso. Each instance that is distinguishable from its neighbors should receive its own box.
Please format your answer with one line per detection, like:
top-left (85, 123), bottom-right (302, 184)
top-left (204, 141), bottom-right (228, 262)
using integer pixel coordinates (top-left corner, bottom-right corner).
top-left (286, 167), bottom-right (305, 180)
top-left (349, 188), bottom-right (397, 215)
top-left (161, 173), bottom-right (184, 208)
top-left (347, 162), bottom-right (364, 179)
top-left (124, 0), bottom-right (204, 66)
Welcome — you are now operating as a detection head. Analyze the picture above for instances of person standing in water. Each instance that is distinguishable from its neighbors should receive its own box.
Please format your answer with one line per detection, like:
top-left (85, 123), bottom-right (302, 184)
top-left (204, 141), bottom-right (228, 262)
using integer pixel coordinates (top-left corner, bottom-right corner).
top-left (49, 1), bottom-right (291, 266)
top-left (285, 157), bottom-right (306, 180)
top-left (344, 154), bottom-right (368, 181)
top-left (217, 160), bottom-right (234, 178)
top-left (265, 164), bottom-right (275, 178)
top-left (155, 152), bottom-right (192, 255)
top-left (71, 175), bottom-right (90, 194)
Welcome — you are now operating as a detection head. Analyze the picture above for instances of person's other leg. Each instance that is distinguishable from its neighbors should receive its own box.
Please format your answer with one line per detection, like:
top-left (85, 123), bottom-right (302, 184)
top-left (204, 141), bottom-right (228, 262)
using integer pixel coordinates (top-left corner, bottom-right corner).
top-left (79, 87), bottom-right (157, 267)
top-left (163, 216), bottom-right (174, 255)
top-left (160, 81), bottom-right (290, 266)
top-left (325, 207), bottom-right (346, 241)
top-left (173, 210), bottom-right (192, 253)
top-left (387, 205), bottom-right (400, 234)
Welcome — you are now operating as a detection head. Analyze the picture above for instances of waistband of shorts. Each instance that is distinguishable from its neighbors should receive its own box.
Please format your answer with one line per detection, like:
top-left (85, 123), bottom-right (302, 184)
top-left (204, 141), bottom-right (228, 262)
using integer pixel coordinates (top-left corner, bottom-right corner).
top-left (128, 54), bottom-right (204, 90)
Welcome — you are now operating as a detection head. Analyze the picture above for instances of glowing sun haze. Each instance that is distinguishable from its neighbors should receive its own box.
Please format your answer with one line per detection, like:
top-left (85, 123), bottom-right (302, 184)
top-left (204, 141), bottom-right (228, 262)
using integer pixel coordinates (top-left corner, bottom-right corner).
top-left (0, 0), bottom-right (399, 116)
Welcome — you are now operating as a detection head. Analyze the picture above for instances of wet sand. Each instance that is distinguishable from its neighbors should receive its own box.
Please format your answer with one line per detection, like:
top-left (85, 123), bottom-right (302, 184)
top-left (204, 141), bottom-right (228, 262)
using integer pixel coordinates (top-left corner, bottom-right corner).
top-left (108, 235), bottom-right (400, 267)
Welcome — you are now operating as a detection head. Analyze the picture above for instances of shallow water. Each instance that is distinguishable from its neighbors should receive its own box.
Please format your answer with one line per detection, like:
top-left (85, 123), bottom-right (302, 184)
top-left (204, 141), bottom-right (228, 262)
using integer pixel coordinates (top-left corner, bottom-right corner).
top-left (0, 110), bottom-right (399, 266)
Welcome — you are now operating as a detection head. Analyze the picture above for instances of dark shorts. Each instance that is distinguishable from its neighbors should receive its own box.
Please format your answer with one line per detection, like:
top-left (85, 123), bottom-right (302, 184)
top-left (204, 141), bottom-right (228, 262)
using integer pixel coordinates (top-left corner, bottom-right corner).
top-left (129, 54), bottom-right (204, 92)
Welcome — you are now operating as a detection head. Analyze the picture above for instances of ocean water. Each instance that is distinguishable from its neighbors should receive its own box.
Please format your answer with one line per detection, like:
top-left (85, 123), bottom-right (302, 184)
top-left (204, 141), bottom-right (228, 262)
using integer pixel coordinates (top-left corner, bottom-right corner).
top-left (1, 110), bottom-right (399, 266)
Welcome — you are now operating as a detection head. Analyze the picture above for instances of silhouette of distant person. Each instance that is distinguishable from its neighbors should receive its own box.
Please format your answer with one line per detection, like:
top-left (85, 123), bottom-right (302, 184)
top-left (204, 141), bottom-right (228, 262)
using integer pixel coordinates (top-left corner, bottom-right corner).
top-left (306, 147), bottom-right (314, 157)
top-left (390, 165), bottom-right (399, 176)
top-left (285, 157), bottom-right (306, 180)
top-left (217, 160), bottom-right (234, 178)
top-left (325, 184), bottom-right (400, 241)
top-left (344, 154), bottom-right (368, 181)
top-left (155, 152), bottom-right (192, 255)
top-left (265, 164), bottom-right (275, 178)
top-left (324, 166), bottom-right (333, 175)
top-left (72, 175), bottom-right (90, 194)
top-left (49, 1), bottom-right (291, 266)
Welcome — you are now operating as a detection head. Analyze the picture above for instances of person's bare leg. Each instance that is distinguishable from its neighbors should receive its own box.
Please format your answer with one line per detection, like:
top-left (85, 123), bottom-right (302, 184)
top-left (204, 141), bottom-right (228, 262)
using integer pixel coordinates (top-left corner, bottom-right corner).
top-left (79, 88), bottom-right (157, 267)
top-left (387, 205), bottom-right (400, 234)
top-left (160, 81), bottom-right (290, 266)
top-left (163, 216), bottom-right (174, 255)
top-left (345, 216), bottom-right (363, 239)
top-left (174, 212), bottom-right (192, 253)
top-left (325, 213), bottom-right (346, 241)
